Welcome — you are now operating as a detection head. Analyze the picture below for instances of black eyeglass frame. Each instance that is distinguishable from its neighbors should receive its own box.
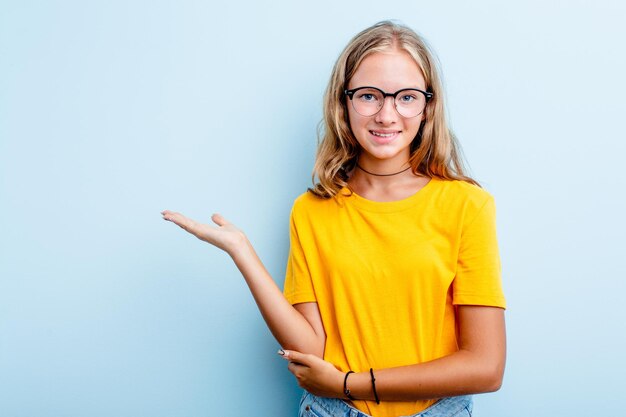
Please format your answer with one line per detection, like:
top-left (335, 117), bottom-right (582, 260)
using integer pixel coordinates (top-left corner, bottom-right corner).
top-left (344, 86), bottom-right (434, 118)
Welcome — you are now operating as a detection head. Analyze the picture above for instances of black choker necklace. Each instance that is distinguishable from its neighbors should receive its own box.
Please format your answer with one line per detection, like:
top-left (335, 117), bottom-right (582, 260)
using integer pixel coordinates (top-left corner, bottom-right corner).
top-left (356, 164), bottom-right (411, 177)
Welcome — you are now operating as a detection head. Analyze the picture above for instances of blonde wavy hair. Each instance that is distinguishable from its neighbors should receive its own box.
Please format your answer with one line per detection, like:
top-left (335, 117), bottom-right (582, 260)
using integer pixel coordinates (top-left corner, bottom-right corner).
top-left (310, 20), bottom-right (478, 198)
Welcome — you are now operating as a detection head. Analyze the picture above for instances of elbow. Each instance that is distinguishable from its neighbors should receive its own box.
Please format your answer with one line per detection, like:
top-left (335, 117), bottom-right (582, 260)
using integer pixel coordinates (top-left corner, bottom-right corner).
top-left (479, 361), bottom-right (505, 393)
top-left (484, 373), bottom-right (503, 393)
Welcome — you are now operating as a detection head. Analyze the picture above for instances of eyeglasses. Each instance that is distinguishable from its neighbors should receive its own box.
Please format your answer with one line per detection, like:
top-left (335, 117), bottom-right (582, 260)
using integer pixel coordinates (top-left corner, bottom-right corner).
top-left (344, 86), bottom-right (433, 118)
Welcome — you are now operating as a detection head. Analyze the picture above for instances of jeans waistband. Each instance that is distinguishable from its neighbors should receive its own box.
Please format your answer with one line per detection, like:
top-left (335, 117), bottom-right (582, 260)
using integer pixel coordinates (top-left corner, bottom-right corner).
top-left (299, 390), bottom-right (473, 417)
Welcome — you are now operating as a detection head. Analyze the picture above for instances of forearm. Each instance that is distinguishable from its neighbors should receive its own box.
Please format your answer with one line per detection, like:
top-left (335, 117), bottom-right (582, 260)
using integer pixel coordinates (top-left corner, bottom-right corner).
top-left (345, 306), bottom-right (506, 401)
top-left (229, 236), bottom-right (324, 356)
top-left (160, 210), bottom-right (323, 355)
top-left (345, 348), bottom-right (505, 402)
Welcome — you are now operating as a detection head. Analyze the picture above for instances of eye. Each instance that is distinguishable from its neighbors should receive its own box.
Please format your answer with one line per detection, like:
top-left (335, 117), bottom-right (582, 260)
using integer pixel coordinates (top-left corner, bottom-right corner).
top-left (357, 93), bottom-right (378, 102)
top-left (353, 88), bottom-right (382, 103)
top-left (398, 93), bottom-right (417, 103)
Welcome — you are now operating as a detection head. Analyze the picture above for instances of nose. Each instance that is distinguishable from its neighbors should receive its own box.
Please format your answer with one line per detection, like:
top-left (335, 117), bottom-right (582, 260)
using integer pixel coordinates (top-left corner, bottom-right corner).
top-left (375, 96), bottom-right (398, 124)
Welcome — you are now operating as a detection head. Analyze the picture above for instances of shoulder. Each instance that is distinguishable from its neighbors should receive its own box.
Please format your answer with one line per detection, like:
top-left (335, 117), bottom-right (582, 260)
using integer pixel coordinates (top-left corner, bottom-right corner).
top-left (290, 190), bottom-right (337, 219)
top-left (432, 179), bottom-right (495, 216)
top-left (292, 190), bottom-right (328, 209)
top-left (435, 179), bottom-right (493, 202)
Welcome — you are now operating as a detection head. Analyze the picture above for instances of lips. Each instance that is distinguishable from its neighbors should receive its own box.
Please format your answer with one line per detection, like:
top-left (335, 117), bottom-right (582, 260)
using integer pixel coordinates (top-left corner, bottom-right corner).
top-left (369, 130), bottom-right (400, 144)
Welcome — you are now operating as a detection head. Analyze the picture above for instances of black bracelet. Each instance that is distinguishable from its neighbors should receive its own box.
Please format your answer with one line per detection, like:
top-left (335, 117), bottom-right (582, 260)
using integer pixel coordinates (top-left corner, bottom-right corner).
top-left (343, 371), bottom-right (355, 400)
top-left (370, 368), bottom-right (380, 404)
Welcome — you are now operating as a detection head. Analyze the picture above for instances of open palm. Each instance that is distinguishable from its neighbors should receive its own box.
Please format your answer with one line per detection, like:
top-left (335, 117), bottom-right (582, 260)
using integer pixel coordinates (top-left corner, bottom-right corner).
top-left (161, 210), bottom-right (245, 254)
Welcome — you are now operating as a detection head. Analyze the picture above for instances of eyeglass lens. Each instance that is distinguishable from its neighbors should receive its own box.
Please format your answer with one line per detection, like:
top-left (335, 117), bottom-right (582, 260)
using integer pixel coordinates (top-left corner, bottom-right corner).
top-left (351, 88), bottom-right (426, 118)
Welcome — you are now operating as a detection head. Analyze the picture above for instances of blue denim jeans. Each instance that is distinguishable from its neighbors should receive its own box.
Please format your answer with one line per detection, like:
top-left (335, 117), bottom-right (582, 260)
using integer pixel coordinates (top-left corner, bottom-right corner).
top-left (298, 391), bottom-right (473, 417)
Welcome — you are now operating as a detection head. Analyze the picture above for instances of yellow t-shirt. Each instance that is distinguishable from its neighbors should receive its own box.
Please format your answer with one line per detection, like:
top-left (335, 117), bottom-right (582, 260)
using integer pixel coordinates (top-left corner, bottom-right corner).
top-left (283, 178), bottom-right (506, 417)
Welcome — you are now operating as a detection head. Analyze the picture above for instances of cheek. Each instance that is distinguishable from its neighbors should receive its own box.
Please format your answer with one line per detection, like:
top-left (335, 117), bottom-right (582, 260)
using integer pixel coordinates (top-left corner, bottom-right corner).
top-left (408, 116), bottom-right (424, 134)
top-left (347, 107), bottom-right (369, 133)
top-left (346, 112), bottom-right (363, 143)
top-left (343, 107), bottom-right (365, 150)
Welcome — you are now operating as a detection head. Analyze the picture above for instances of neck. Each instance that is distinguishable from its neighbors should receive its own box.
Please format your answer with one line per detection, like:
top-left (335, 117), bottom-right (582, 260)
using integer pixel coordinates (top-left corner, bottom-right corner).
top-left (356, 155), bottom-right (412, 176)
top-left (351, 159), bottom-right (414, 189)
top-left (348, 160), bottom-right (429, 202)
top-left (356, 163), bottom-right (411, 177)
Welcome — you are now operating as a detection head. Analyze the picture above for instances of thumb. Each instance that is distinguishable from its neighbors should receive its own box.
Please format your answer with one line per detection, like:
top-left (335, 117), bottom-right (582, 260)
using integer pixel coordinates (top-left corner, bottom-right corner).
top-left (211, 213), bottom-right (229, 227)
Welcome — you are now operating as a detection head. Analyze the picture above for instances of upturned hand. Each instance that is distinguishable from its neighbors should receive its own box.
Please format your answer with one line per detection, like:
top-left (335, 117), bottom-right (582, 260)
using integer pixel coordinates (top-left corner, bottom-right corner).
top-left (161, 210), bottom-right (246, 254)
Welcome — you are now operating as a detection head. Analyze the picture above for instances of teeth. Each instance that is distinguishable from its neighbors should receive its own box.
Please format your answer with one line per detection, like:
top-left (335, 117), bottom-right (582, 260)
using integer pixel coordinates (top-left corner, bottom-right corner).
top-left (371, 131), bottom-right (396, 137)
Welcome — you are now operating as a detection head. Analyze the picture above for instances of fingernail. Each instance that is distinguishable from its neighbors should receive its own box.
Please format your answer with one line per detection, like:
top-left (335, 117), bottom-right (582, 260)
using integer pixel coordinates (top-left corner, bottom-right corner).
top-left (278, 349), bottom-right (286, 356)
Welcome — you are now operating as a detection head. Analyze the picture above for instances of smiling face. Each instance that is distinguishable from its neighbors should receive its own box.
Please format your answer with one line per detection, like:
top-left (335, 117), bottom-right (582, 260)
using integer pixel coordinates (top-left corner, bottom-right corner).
top-left (346, 49), bottom-right (426, 170)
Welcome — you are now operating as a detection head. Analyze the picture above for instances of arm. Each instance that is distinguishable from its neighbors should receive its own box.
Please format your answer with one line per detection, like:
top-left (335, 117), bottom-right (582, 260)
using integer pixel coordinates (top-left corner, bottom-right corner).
top-left (161, 210), bottom-right (325, 357)
top-left (282, 305), bottom-right (506, 400)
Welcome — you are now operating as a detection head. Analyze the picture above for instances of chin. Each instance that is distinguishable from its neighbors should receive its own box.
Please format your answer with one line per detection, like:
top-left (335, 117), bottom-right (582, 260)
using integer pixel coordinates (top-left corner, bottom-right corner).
top-left (366, 147), bottom-right (406, 161)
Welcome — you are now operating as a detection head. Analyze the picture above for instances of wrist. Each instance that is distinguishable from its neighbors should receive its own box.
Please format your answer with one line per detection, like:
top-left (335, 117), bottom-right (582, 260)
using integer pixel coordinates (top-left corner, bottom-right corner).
top-left (226, 231), bottom-right (251, 259)
top-left (343, 371), bottom-right (356, 400)
top-left (343, 371), bottom-right (372, 401)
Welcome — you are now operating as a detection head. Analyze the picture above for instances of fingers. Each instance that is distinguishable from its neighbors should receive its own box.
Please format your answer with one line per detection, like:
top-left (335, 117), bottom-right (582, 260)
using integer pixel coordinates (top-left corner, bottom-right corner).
top-left (162, 211), bottom-right (207, 240)
top-left (161, 210), bottom-right (185, 223)
top-left (278, 349), bottom-right (312, 366)
top-left (161, 210), bottom-right (190, 228)
top-left (161, 210), bottom-right (175, 220)
top-left (287, 361), bottom-right (301, 375)
top-left (162, 210), bottom-right (229, 229)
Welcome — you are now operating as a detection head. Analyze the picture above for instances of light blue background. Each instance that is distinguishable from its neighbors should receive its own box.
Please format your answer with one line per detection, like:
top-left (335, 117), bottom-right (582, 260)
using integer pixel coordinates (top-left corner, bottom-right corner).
top-left (2, 1), bottom-right (625, 416)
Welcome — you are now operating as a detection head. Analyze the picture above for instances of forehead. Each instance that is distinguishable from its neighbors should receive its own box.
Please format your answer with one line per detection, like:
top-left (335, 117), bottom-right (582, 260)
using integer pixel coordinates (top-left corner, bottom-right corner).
top-left (348, 50), bottom-right (426, 91)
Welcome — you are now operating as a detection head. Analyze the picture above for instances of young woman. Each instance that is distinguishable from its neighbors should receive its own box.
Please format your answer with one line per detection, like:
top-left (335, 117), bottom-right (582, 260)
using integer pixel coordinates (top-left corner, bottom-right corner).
top-left (162, 20), bottom-right (506, 417)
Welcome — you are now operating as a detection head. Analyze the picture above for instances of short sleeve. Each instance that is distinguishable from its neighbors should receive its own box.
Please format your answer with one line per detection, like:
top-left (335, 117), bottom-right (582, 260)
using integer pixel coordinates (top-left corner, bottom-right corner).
top-left (453, 195), bottom-right (506, 308)
top-left (283, 205), bottom-right (317, 305)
